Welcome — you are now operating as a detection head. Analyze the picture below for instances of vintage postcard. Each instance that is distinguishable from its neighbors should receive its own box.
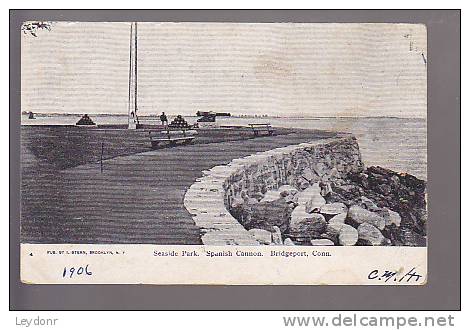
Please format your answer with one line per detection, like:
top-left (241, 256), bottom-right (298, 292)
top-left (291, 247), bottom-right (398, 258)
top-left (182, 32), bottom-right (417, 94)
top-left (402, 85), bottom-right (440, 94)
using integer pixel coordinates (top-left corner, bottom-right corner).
top-left (20, 22), bottom-right (427, 285)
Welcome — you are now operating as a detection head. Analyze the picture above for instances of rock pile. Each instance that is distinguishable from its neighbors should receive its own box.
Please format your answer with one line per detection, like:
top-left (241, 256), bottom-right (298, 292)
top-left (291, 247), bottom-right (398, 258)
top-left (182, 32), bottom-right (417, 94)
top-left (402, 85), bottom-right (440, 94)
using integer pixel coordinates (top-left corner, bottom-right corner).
top-left (185, 135), bottom-right (426, 246)
top-left (336, 166), bottom-right (427, 246)
top-left (229, 165), bottom-right (426, 247)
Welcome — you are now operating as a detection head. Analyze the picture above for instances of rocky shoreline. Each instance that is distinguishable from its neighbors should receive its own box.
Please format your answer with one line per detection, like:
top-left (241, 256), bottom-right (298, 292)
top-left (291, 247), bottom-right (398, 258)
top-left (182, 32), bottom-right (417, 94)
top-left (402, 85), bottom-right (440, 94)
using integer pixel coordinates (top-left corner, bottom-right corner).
top-left (228, 149), bottom-right (427, 247)
top-left (183, 135), bottom-right (426, 246)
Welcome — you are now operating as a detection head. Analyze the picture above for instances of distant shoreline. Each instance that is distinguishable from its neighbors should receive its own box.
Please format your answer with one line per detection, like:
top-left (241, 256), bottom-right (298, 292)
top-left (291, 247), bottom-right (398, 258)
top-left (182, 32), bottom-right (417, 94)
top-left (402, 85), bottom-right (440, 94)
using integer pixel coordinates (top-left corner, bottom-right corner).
top-left (21, 112), bottom-right (426, 120)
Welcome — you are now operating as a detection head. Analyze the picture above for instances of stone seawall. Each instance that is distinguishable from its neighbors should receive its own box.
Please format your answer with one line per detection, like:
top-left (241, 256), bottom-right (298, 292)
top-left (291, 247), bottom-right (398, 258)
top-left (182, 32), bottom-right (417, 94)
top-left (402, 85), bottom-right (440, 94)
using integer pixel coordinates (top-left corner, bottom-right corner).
top-left (183, 135), bottom-right (363, 245)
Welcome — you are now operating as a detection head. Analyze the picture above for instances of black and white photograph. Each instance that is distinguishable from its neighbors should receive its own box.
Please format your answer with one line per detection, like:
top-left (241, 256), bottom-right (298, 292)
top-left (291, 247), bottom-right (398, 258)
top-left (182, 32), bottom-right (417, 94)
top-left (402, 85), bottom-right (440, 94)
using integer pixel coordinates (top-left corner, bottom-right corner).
top-left (19, 21), bottom-right (428, 285)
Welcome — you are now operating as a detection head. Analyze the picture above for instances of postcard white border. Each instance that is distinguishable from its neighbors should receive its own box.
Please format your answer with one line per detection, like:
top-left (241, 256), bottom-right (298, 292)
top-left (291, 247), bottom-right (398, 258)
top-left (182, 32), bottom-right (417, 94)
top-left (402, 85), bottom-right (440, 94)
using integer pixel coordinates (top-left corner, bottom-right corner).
top-left (21, 244), bottom-right (427, 285)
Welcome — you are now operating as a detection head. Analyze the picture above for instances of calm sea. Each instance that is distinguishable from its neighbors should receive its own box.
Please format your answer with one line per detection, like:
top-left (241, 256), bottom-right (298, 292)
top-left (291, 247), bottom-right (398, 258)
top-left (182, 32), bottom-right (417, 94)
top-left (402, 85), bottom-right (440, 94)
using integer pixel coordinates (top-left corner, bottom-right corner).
top-left (22, 115), bottom-right (427, 180)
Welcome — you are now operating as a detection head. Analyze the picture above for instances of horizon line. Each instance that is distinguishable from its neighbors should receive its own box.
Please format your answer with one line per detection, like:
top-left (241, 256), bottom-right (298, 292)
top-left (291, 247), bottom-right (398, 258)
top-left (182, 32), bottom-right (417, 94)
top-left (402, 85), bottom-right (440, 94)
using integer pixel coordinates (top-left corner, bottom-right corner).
top-left (22, 111), bottom-right (427, 120)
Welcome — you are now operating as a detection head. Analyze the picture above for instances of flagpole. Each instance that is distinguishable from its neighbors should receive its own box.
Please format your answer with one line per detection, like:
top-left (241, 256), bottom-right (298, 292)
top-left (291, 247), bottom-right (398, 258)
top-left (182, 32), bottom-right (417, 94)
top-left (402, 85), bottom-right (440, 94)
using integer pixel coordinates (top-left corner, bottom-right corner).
top-left (134, 22), bottom-right (138, 125)
top-left (128, 22), bottom-right (133, 128)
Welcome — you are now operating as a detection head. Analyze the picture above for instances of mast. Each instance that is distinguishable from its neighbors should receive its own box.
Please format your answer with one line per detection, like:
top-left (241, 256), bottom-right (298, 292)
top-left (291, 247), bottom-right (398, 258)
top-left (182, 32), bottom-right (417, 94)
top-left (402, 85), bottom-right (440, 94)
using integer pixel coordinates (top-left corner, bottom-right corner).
top-left (134, 22), bottom-right (138, 124)
top-left (128, 22), bottom-right (139, 129)
top-left (128, 23), bottom-right (133, 128)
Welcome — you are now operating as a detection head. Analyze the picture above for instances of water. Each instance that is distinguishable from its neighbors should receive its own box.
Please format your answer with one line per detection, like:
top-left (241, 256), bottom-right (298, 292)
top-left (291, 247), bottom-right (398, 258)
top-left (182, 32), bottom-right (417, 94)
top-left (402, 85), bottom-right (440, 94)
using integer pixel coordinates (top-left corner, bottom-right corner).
top-left (22, 114), bottom-right (427, 180)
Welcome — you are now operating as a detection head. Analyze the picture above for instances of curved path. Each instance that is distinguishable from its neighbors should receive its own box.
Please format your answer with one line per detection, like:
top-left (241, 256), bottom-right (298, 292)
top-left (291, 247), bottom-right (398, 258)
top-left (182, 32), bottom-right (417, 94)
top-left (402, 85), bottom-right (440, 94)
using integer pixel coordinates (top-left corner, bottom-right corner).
top-left (21, 127), bottom-right (337, 244)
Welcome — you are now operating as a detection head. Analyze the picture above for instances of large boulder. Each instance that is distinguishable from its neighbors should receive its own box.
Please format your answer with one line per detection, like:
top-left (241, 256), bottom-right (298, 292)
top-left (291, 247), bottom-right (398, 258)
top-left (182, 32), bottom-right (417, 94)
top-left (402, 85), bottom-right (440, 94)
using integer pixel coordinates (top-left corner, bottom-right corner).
top-left (331, 184), bottom-right (364, 204)
top-left (272, 226), bottom-right (283, 245)
top-left (248, 228), bottom-right (272, 245)
top-left (347, 205), bottom-right (386, 230)
top-left (247, 198), bottom-right (292, 233)
top-left (301, 184), bottom-right (326, 213)
top-left (284, 238), bottom-right (295, 246)
top-left (360, 196), bottom-right (382, 212)
top-left (293, 183), bottom-right (327, 214)
top-left (305, 194), bottom-right (326, 213)
top-left (357, 223), bottom-right (389, 246)
top-left (297, 183), bottom-right (322, 205)
top-left (328, 212), bottom-right (347, 224)
top-left (322, 223), bottom-right (358, 246)
top-left (229, 196), bottom-right (257, 227)
top-left (320, 202), bottom-right (347, 216)
top-left (337, 225), bottom-right (358, 246)
top-left (310, 238), bottom-right (334, 246)
top-left (383, 208), bottom-right (402, 227)
top-left (289, 206), bottom-right (327, 240)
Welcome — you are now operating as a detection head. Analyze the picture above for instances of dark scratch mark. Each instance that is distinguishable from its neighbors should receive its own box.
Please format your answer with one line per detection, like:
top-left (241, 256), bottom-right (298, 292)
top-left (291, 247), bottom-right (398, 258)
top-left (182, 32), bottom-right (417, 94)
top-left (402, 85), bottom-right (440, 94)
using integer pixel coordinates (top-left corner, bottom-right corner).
top-left (421, 53), bottom-right (427, 65)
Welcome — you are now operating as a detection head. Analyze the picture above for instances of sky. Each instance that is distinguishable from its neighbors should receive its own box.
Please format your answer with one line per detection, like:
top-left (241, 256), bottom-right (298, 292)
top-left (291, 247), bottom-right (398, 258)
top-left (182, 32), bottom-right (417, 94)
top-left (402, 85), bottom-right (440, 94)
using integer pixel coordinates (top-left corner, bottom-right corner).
top-left (21, 22), bottom-right (426, 118)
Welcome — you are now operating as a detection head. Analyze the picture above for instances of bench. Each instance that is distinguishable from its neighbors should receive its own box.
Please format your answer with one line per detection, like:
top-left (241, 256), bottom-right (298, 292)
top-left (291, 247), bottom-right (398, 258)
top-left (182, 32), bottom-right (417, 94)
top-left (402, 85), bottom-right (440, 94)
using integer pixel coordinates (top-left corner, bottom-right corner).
top-left (249, 123), bottom-right (275, 137)
top-left (149, 129), bottom-right (198, 148)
